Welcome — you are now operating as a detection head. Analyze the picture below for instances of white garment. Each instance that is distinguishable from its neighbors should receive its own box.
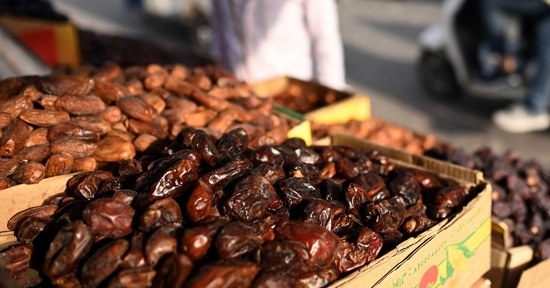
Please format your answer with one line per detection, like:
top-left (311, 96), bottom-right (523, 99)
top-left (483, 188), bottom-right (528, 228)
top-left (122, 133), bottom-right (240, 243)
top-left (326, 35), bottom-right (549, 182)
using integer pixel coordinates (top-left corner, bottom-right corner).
top-left (210, 0), bottom-right (346, 90)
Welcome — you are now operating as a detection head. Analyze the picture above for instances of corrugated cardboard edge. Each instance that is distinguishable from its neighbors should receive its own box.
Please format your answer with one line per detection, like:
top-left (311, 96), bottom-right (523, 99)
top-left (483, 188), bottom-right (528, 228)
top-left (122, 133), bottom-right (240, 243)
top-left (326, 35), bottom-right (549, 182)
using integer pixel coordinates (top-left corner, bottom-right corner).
top-left (331, 134), bottom-right (482, 184)
top-left (516, 258), bottom-right (550, 288)
top-left (488, 244), bottom-right (534, 288)
top-left (329, 134), bottom-right (490, 288)
top-left (491, 218), bottom-right (513, 248)
top-left (0, 173), bottom-right (76, 233)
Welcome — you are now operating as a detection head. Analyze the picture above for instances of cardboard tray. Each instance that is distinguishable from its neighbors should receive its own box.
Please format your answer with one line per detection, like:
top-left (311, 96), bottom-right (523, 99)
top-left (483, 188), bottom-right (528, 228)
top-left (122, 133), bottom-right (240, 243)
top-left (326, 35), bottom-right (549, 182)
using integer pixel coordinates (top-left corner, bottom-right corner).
top-left (487, 219), bottom-right (550, 288)
top-left (328, 134), bottom-right (492, 288)
top-left (250, 76), bottom-right (371, 125)
top-left (0, 173), bottom-right (76, 244)
top-left (0, 135), bottom-right (491, 288)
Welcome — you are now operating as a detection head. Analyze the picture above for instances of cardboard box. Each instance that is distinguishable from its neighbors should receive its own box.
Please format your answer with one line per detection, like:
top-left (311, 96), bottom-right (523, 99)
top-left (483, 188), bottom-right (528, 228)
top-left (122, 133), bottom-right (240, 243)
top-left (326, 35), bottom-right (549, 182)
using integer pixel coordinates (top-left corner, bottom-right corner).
top-left (0, 16), bottom-right (81, 68)
top-left (487, 219), bottom-right (550, 288)
top-left (0, 174), bottom-right (76, 245)
top-left (272, 103), bottom-right (312, 146)
top-left (0, 135), bottom-right (491, 288)
top-left (250, 76), bottom-right (371, 125)
top-left (329, 134), bottom-right (492, 288)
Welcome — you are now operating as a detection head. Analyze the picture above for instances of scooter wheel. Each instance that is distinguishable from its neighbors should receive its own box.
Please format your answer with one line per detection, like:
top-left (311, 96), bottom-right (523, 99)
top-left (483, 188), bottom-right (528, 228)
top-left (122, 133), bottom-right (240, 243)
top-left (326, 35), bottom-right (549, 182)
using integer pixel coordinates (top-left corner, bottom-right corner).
top-left (416, 51), bottom-right (460, 99)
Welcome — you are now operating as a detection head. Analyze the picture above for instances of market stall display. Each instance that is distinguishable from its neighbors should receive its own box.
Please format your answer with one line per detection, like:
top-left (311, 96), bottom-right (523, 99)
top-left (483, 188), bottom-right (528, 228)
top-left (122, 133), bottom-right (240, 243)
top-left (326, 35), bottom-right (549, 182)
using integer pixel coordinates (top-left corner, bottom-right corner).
top-left (255, 76), bottom-right (550, 287)
top-left (0, 128), bottom-right (488, 287)
top-left (0, 63), bottom-right (307, 188)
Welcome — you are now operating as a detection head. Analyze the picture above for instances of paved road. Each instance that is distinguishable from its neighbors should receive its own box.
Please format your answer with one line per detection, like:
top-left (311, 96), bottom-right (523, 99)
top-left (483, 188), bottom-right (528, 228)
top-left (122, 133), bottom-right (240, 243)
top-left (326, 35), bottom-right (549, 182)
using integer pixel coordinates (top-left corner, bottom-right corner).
top-left (339, 0), bottom-right (550, 166)
top-left (51, 0), bottom-right (550, 166)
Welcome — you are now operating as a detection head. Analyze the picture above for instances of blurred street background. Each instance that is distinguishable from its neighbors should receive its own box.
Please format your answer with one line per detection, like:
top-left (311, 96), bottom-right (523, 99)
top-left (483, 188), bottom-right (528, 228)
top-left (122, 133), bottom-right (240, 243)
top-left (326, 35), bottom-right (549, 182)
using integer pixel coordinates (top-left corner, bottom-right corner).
top-left (49, 0), bottom-right (550, 165)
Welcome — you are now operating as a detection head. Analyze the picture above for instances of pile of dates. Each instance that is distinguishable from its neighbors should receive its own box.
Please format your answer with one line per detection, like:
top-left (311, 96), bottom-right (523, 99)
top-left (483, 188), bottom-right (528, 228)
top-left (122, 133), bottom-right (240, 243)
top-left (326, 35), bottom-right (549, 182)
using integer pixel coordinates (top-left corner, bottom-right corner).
top-left (0, 127), bottom-right (482, 288)
top-left (424, 145), bottom-right (550, 263)
top-left (312, 119), bottom-right (438, 155)
top-left (271, 80), bottom-right (347, 114)
top-left (0, 63), bottom-right (296, 187)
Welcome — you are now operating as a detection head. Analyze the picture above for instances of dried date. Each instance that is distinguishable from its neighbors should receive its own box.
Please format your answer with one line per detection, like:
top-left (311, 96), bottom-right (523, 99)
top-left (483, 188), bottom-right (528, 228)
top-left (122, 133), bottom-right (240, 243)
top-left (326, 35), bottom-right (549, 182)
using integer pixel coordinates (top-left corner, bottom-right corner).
top-left (185, 260), bottom-right (259, 288)
top-left (82, 198), bottom-right (135, 238)
top-left (223, 175), bottom-right (281, 221)
top-left (43, 220), bottom-right (94, 280)
top-left (80, 239), bottom-right (129, 288)
top-left (140, 197), bottom-right (183, 232)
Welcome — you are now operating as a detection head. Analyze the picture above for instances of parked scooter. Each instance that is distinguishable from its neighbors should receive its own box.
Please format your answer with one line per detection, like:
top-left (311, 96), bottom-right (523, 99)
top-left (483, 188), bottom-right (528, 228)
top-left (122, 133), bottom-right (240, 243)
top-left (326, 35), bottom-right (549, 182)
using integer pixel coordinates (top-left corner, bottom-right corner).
top-left (416, 0), bottom-right (535, 100)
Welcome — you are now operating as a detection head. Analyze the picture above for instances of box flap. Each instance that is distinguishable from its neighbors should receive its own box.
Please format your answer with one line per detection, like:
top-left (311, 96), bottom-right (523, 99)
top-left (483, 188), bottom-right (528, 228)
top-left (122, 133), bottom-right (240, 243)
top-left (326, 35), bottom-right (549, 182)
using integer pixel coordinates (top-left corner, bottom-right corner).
top-left (492, 218), bottom-right (514, 248)
top-left (486, 246), bottom-right (510, 288)
top-left (503, 245), bottom-right (535, 288)
top-left (0, 173), bottom-right (75, 232)
top-left (516, 258), bottom-right (550, 288)
top-left (305, 96), bottom-right (371, 125)
top-left (250, 76), bottom-right (290, 98)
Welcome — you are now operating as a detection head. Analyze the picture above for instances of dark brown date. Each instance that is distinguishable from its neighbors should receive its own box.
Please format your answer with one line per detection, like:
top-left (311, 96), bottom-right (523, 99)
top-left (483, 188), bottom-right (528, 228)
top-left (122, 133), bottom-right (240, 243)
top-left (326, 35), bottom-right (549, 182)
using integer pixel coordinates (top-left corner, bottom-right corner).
top-left (140, 197), bottom-right (183, 232)
top-left (152, 253), bottom-right (193, 288)
top-left (200, 157), bottom-right (253, 192)
top-left (80, 239), bottom-right (129, 288)
top-left (144, 224), bottom-right (180, 266)
top-left (134, 150), bottom-right (201, 207)
top-left (387, 169), bottom-right (422, 207)
top-left (121, 232), bottom-right (147, 269)
top-left (250, 163), bottom-right (286, 187)
top-left (275, 220), bottom-right (341, 270)
top-left (363, 197), bottom-right (406, 234)
top-left (43, 220), bottom-right (94, 280)
top-left (223, 175), bottom-right (280, 222)
top-left (259, 240), bottom-right (314, 278)
top-left (191, 129), bottom-right (220, 167)
top-left (181, 218), bottom-right (228, 261)
top-left (7, 204), bottom-right (58, 231)
top-left (186, 180), bottom-right (214, 223)
top-left (352, 173), bottom-right (388, 202)
top-left (402, 215), bottom-right (437, 236)
top-left (185, 260), bottom-right (259, 288)
top-left (216, 127), bottom-right (249, 161)
top-left (0, 243), bottom-right (33, 276)
top-left (67, 171), bottom-right (114, 200)
top-left (277, 178), bottom-right (320, 208)
top-left (14, 217), bottom-right (50, 242)
top-left (82, 198), bottom-right (135, 238)
top-left (215, 221), bottom-right (263, 259)
top-left (106, 267), bottom-right (156, 288)
top-left (251, 272), bottom-right (296, 288)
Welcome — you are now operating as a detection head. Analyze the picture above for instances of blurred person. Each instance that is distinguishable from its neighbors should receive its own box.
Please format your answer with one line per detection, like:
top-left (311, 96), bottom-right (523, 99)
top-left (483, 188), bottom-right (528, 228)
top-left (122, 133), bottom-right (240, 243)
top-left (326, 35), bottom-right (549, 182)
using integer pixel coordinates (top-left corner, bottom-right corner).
top-left (210, 0), bottom-right (347, 90)
top-left (479, 0), bottom-right (550, 133)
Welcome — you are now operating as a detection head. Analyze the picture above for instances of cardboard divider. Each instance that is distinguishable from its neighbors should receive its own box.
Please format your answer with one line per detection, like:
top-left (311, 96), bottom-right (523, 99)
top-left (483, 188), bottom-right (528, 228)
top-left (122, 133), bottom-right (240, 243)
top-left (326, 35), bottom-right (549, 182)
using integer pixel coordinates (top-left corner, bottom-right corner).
top-left (250, 76), bottom-right (371, 125)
